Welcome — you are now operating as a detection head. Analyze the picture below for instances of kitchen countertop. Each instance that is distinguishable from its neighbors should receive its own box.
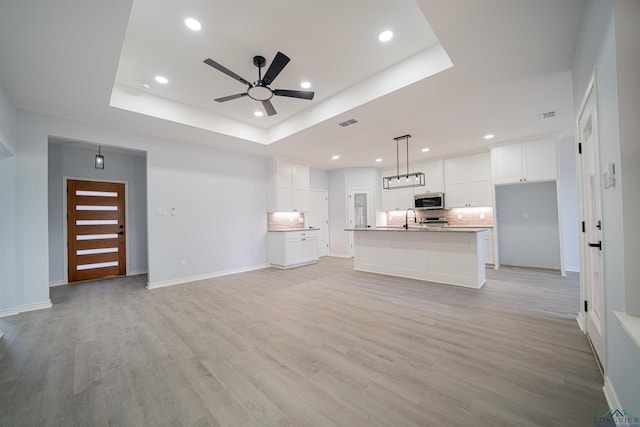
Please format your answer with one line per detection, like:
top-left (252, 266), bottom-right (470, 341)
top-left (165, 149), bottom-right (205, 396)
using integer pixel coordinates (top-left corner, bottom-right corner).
top-left (268, 227), bottom-right (320, 232)
top-left (345, 226), bottom-right (488, 233)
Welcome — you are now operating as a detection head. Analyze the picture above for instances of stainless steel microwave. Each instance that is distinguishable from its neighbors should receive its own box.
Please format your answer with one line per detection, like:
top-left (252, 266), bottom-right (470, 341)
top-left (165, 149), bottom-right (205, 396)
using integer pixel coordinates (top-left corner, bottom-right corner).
top-left (414, 192), bottom-right (445, 210)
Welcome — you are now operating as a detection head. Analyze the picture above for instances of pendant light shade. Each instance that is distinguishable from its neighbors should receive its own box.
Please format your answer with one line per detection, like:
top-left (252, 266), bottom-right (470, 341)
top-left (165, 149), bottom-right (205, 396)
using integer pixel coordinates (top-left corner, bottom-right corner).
top-left (95, 145), bottom-right (104, 169)
top-left (382, 135), bottom-right (425, 190)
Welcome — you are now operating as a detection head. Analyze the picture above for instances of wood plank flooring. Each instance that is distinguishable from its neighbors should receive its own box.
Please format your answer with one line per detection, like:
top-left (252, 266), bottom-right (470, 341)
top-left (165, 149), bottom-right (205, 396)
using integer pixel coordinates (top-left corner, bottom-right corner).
top-left (0, 258), bottom-right (607, 426)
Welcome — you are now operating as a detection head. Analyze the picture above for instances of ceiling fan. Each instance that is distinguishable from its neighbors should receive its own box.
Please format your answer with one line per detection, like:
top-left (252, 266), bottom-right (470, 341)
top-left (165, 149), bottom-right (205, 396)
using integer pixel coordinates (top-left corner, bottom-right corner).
top-left (203, 51), bottom-right (314, 116)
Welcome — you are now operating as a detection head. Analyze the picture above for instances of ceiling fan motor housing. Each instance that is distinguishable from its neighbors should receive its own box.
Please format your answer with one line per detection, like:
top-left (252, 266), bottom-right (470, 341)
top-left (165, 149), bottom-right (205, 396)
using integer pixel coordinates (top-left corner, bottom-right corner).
top-left (248, 84), bottom-right (273, 101)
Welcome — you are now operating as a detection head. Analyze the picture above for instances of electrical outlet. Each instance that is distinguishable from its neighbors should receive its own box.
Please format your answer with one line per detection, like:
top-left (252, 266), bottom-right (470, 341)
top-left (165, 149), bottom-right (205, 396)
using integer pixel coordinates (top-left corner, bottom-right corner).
top-left (457, 214), bottom-right (462, 220)
top-left (298, 218), bottom-right (304, 223)
top-left (158, 207), bottom-right (167, 216)
top-left (480, 213), bottom-right (485, 220)
top-left (523, 212), bottom-right (528, 219)
top-left (289, 218), bottom-right (293, 223)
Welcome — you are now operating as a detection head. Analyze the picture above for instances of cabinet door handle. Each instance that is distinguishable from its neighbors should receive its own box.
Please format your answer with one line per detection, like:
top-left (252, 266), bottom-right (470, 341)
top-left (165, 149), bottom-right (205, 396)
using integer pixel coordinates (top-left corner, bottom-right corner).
top-left (588, 241), bottom-right (602, 250)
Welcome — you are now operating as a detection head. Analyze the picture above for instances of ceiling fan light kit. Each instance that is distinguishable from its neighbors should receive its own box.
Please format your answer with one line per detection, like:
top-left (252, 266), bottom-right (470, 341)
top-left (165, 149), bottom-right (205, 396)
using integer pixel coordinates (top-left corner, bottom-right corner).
top-left (382, 134), bottom-right (426, 190)
top-left (204, 51), bottom-right (314, 116)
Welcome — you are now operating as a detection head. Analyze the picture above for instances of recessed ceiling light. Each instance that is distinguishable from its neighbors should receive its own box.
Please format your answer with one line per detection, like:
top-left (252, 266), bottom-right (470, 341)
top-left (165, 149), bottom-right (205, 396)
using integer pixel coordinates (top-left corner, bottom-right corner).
top-left (376, 158), bottom-right (382, 162)
top-left (254, 111), bottom-right (263, 117)
top-left (378, 30), bottom-right (393, 42)
top-left (331, 155), bottom-right (340, 160)
top-left (155, 75), bottom-right (168, 84)
top-left (185, 18), bottom-right (201, 31)
top-left (300, 81), bottom-right (311, 89)
top-left (140, 83), bottom-right (150, 89)
top-left (484, 134), bottom-right (495, 140)
top-left (421, 148), bottom-right (430, 152)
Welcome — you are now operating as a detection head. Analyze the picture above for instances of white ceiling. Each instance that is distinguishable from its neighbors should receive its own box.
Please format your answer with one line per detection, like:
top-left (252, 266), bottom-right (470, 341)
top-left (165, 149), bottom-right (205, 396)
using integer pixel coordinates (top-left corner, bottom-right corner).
top-left (0, 0), bottom-right (585, 171)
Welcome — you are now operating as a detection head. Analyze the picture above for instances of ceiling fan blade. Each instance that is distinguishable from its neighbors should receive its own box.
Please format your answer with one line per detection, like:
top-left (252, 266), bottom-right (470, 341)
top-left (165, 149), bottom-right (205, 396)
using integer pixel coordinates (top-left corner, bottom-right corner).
top-left (204, 58), bottom-right (252, 86)
top-left (215, 92), bottom-right (248, 102)
top-left (262, 52), bottom-right (290, 85)
top-left (262, 99), bottom-right (277, 116)
top-left (273, 89), bottom-right (315, 100)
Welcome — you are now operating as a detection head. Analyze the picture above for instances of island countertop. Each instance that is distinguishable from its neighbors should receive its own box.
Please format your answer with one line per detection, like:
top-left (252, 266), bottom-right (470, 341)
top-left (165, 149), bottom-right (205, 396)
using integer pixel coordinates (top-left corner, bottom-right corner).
top-left (344, 226), bottom-right (488, 233)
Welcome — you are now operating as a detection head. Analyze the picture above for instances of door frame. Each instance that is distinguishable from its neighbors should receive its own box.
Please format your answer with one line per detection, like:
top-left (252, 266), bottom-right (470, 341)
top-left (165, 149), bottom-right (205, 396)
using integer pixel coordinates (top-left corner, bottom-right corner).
top-left (576, 75), bottom-right (606, 369)
top-left (347, 187), bottom-right (372, 257)
top-left (62, 176), bottom-right (130, 284)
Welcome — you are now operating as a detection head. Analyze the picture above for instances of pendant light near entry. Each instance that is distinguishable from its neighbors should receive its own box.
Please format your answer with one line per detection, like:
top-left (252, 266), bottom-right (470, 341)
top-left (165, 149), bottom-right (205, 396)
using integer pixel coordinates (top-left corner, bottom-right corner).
top-left (95, 145), bottom-right (104, 169)
top-left (382, 134), bottom-right (425, 190)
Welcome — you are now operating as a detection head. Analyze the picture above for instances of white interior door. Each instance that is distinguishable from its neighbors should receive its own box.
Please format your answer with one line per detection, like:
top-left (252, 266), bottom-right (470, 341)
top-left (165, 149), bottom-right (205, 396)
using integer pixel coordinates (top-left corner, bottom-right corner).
top-left (578, 81), bottom-right (604, 366)
top-left (309, 189), bottom-right (329, 257)
top-left (348, 188), bottom-right (372, 257)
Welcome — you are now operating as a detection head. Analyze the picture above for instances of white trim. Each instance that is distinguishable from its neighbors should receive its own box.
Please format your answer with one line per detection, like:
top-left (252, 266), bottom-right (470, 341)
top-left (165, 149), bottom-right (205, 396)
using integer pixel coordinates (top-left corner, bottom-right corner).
top-left (0, 308), bottom-right (18, 317)
top-left (576, 313), bottom-right (585, 332)
top-left (0, 327), bottom-right (3, 339)
top-left (615, 311), bottom-right (640, 351)
top-left (49, 280), bottom-right (65, 287)
top-left (0, 300), bottom-right (53, 318)
top-left (603, 375), bottom-right (623, 415)
top-left (565, 266), bottom-right (580, 273)
top-left (128, 269), bottom-right (147, 276)
top-left (146, 264), bottom-right (270, 290)
top-left (328, 252), bottom-right (351, 258)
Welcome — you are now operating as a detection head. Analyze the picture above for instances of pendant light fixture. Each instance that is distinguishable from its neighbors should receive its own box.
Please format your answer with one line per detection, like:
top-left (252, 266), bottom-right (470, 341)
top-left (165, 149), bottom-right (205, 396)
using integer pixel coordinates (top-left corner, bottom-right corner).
top-left (382, 134), bottom-right (425, 189)
top-left (95, 145), bottom-right (104, 169)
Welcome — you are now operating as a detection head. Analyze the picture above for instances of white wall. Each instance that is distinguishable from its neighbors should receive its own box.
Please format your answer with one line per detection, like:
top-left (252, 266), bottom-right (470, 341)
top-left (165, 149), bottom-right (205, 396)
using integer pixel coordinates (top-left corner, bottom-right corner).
top-left (495, 181), bottom-right (561, 269)
top-left (573, 0), bottom-right (640, 414)
top-left (309, 167), bottom-right (329, 191)
top-left (0, 78), bottom-right (17, 317)
top-left (0, 82), bottom-right (16, 156)
top-left (614, 0), bottom-right (640, 317)
top-left (0, 80), bottom-right (18, 317)
top-left (557, 137), bottom-right (580, 271)
top-left (9, 110), bottom-right (270, 314)
top-left (48, 143), bottom-right (148, 284)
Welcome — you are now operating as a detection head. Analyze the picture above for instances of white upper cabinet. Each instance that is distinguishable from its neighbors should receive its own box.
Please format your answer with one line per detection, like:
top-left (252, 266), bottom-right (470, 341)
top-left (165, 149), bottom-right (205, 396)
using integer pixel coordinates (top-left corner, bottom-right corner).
top-left (380, 166), bottom-right (418, 211)
top-left (491, 139), bottom-right (557, 185)
top-left (413, 159), bottom-right (443, 194)
top-left (268, 159), bottom-right (310, 212)
top-left (444, 152), bottom-right (492, 208)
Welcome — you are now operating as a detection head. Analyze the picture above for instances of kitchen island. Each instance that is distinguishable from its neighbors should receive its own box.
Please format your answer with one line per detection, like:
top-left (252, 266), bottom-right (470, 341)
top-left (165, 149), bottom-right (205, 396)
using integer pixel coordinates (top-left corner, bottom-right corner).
top-left (345, 227), bottom-right (487, 288)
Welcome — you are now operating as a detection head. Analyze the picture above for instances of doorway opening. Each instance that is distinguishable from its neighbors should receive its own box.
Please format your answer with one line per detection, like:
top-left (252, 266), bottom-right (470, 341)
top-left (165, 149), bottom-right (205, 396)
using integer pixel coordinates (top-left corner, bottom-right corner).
top-left (347, 188), bottom-right (372, 257)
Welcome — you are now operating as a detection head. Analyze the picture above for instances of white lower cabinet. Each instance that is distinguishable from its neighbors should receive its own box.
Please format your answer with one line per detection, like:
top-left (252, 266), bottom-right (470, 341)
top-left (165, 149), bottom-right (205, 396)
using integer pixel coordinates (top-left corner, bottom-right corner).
top-left (269, 230), bottom-right (319, 269)
top-left (484, 228), bottom-right (494, 265)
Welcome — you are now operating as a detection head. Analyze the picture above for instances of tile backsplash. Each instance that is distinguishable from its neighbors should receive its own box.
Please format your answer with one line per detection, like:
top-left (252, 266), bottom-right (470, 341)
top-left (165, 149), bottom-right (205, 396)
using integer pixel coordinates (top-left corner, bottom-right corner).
top-left (267, 212), bottom-right (305, 229)
top-left (383, 207), bottom-right (494, 227)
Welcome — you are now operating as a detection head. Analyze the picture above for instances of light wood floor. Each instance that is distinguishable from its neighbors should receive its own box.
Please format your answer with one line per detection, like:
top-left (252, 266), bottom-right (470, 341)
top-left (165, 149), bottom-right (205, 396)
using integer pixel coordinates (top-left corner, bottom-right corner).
top-left (0, 257), bottom-right (607, 426)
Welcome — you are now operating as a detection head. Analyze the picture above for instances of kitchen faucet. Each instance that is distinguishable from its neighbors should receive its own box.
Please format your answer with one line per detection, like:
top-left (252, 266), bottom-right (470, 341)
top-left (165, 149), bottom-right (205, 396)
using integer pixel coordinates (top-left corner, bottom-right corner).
top-left (404, 208), bottom-right (417, 229)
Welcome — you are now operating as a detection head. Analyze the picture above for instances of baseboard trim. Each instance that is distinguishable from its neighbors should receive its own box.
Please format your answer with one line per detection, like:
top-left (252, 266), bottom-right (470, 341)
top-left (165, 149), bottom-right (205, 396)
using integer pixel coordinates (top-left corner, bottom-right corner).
top-left (147, 263), bottom-right (270, 290)
top-left (603, 376), bottom-right (623, 414)
top-left (576, 312), bottom-right (585, 332)
top-left (565, 266), bottom-right (580, 273)
top-left (0, 300), bottom-right (53, 318)
top-left (128, 269), bottom-right (148, 276)
top-left (49, 280), bottom-right (65, 287)
top-left (328, 252), bottom-right (351, 258)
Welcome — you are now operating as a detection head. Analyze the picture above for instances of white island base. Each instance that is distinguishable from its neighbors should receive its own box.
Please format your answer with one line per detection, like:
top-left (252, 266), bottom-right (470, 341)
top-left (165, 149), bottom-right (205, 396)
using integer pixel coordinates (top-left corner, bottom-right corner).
top-left (351, 228), bottom-right (486, 289)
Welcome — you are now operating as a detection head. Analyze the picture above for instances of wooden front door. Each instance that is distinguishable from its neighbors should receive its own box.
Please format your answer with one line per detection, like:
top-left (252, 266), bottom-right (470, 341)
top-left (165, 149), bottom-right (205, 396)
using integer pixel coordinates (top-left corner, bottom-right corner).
top-left (67, 180), bottom-right (126, 282)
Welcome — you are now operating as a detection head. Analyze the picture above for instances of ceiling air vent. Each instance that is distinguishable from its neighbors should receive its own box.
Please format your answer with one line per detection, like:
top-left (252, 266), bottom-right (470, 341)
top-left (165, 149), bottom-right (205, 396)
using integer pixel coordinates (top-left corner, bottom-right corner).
top-left (539, 110), bottom-right (557, 120)
top-left (338, 118), bottom-right (358, 127)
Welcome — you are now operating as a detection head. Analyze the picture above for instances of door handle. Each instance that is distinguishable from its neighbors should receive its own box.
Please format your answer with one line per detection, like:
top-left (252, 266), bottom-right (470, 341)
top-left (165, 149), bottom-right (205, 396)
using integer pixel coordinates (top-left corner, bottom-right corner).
top-left (588, 241), bottom-right (602, 250)
top-left (118, 231), bottom-right (124, 235)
